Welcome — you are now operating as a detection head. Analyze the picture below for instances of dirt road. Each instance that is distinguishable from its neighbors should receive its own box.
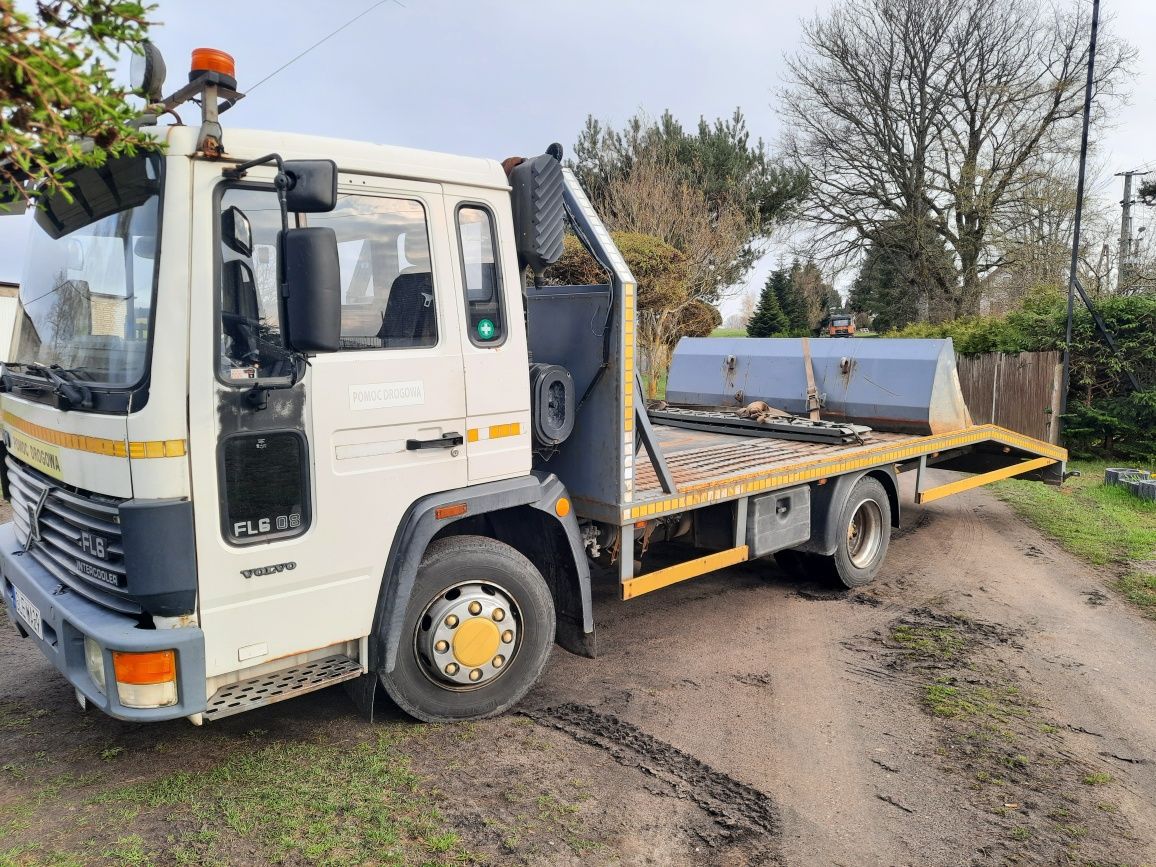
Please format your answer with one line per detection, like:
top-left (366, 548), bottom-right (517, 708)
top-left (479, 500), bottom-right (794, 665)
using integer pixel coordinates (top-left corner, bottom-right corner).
top-left (2, 476), bottom-right (1155, 865)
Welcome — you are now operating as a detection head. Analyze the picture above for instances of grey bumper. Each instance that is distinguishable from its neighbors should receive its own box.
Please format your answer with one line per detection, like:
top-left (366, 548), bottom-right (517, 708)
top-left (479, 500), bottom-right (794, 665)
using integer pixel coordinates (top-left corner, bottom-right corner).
top-left (0, 523), bottom-right (206, 722)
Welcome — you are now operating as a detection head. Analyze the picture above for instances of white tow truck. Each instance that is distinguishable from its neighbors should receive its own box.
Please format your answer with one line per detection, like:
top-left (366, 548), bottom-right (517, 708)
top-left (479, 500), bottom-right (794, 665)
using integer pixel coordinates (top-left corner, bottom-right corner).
top-left (0, 46), bottom-right (1067, 724)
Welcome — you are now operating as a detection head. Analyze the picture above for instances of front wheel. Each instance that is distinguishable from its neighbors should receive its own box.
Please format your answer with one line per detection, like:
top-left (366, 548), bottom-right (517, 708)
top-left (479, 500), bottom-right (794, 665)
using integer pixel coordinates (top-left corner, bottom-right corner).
top-left (821, 476), bottom-right (891, 588)
top-left (380, 535), bottom-right (556, 722)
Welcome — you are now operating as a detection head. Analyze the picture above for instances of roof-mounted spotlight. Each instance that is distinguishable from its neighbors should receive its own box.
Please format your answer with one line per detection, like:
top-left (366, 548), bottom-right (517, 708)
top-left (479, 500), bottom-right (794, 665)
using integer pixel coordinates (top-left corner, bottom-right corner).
top-left (130, 41), bottom-right (167, 103)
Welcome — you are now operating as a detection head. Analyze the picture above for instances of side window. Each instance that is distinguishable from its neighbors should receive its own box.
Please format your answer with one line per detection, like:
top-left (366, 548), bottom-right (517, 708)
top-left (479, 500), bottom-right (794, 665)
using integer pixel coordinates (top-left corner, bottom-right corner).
top-left (217, 187), bottom-right (290, 382)
top-left (311, 194), bottom-right (438, 350)
top-left (456, 205), bottom-right (504, 345)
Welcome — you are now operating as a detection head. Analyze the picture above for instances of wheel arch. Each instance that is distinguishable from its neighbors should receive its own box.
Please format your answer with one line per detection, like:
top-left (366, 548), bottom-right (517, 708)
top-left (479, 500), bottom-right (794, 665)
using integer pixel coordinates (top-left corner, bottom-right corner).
top-left (795, 466), bottom-right (900, 556)
top-left (372, 473), bottom-right (594, 675)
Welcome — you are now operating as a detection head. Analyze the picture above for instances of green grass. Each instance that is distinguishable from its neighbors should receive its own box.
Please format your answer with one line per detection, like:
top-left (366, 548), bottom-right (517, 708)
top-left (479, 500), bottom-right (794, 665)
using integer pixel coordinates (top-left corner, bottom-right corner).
top-left (710, 327), bottom-right (747, 337)
top-left (992, 460), bottom-right (1156, 567)
top-left (922, 679), bottom-right (1027, 725)
top-left (989, 457), bottom-right (1156, 566)
top-left (1082, 772), bottom-right (1113, 786)
top-left (892, 623), bottom-right (966, 660)
top-left (993, 460), bottom-right (1156, 617)
top-left (1116, 571), bottom-right (1156, 611)
top-left (3, 730), bottom-right (472, 867)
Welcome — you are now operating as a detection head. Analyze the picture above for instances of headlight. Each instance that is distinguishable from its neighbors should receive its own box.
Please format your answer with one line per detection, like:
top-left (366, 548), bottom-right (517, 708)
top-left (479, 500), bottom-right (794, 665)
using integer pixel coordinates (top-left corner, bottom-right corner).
top-left (84, 637), bottom-right (106, 694)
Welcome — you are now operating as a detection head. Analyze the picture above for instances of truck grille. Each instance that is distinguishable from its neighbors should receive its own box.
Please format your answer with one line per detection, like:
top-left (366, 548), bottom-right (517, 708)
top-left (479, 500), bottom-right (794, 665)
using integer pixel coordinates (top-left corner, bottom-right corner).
top-left (6, 456), bottom-right (138, 614)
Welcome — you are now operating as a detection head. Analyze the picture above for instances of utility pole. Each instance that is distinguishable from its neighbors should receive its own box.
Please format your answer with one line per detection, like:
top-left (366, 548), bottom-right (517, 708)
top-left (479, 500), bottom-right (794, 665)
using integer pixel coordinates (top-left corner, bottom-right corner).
top-left (1061, 0), bottom-right (1098, 422)
top-left (1116, 169), bottom-right (1149, 291)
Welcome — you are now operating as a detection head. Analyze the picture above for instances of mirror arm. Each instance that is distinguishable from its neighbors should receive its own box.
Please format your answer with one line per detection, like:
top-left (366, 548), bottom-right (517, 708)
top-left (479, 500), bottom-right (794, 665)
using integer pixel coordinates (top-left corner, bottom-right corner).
top-left (221, 152), bottom-right (284, 182)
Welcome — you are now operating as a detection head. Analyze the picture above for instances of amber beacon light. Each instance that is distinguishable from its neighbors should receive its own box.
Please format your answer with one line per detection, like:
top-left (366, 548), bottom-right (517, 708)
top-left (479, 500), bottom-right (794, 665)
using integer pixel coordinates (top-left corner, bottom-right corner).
top-left (190, 47), bottom-right (237, 88)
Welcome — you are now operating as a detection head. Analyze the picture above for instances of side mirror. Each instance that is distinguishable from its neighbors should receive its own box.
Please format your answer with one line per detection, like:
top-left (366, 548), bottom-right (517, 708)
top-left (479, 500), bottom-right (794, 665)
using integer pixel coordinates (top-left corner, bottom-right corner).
top-left (283, 160), bottom-right (337, 213)
top-left (281, 227), bottom-right (341, 353)
top-left (222, 206), bottom-right (253, 257)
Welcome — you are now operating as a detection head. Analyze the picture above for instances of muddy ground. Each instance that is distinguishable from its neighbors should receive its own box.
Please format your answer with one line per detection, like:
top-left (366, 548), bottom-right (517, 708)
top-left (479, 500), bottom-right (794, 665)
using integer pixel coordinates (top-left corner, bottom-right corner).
top-left (2, 474), bottom-right (1155, 866)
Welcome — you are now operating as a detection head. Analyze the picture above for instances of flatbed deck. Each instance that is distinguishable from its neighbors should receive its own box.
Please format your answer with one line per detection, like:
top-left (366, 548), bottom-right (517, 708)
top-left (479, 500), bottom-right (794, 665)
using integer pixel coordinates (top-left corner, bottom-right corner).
top-left (621, 422), bottom-right (1067, 522)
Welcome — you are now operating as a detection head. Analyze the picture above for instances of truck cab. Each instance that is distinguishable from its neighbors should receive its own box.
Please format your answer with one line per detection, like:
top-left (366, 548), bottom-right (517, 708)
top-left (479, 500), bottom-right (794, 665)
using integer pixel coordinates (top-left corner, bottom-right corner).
top-left (0, 115), bottom-right (594, 723)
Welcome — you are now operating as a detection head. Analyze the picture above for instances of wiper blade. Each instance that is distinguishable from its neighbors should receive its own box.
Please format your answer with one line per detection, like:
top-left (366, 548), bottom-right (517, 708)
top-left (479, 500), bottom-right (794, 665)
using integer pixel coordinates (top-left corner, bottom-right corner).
top-left (17, 363), bottom-right (92, 410)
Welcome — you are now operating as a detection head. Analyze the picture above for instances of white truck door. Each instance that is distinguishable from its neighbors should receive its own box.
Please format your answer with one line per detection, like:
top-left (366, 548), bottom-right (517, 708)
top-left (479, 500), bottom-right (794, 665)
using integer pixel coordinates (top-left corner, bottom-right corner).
top-left (190, 170), bottom-right (467, 680)
top-left (442, 187), bottom-right (531, 484)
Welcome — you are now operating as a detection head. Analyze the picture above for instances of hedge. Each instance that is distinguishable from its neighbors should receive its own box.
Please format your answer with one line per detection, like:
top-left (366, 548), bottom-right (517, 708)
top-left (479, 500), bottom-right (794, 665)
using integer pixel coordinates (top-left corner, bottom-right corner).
top-left (888, 291), bottom-right (1156, 461)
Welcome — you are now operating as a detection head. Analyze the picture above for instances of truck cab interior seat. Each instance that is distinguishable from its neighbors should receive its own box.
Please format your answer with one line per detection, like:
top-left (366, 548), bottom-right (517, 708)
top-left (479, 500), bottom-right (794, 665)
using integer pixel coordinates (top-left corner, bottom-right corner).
top-left (378, 231), bottom-right (435, 346)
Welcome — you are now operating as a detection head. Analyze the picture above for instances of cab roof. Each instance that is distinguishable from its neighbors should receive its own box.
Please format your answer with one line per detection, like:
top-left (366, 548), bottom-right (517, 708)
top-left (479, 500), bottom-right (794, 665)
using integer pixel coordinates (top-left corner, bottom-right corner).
top-left (161, 125), bottom-right (510, 191)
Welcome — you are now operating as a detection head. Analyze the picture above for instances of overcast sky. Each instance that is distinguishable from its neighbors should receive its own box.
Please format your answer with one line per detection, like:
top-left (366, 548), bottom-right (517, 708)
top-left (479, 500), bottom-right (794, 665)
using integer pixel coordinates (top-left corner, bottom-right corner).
top-left (3, 0), bottom-right (1155, 314)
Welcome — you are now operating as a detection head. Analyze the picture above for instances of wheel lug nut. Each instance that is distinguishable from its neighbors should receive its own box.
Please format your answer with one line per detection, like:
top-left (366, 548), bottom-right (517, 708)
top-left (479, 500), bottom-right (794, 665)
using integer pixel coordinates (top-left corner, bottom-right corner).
top-left (469, 668), bottom-right (483, 681)
top-left (492, 608), bottom-right (505, 622)
top-left (445, 615), bottom-right (458, 628)
top-left (493, 655), bottom-right (505, 668)
top-left (444, 663), bottom-right (459, 676)
top-left (468, 601), bottom-right (482, 615)
top-left (434, 640), bottom-right (449, 653)
top-left (501, 630), bottom-right (514, 644)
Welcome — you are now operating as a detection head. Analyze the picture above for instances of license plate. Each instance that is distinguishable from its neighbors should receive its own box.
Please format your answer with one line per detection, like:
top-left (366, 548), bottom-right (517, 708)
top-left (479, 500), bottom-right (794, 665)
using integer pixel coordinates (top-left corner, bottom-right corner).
top-left (13, 587), bottom-right (43, 640)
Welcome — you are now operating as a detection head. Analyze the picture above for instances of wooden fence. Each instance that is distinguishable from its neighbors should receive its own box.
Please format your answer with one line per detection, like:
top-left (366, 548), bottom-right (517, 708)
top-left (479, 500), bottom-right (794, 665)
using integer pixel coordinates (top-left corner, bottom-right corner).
top-left (955, 351), bottom-right (1063, 444)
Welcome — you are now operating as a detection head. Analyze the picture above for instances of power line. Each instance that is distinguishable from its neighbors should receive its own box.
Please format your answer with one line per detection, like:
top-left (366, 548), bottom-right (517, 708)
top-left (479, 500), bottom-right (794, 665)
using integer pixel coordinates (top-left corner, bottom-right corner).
top-left (246, 0), bottom-right (404, 94)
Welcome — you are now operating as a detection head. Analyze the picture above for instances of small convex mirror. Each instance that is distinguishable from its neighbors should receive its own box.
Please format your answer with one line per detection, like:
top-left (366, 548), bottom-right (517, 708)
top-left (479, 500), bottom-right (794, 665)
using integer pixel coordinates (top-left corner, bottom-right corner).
top-left (222, 206), bottom-right (253, 257)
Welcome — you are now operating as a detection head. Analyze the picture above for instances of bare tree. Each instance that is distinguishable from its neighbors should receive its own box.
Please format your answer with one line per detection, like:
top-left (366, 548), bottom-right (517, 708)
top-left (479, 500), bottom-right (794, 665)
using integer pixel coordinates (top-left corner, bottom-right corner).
top-left (781, 0), bottom-right (1133, 319)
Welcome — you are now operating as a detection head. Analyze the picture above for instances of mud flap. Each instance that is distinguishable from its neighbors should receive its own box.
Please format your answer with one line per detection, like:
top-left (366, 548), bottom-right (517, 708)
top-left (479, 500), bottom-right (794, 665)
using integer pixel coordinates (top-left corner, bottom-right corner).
top-left (343, 672), bottom-right (378, 723)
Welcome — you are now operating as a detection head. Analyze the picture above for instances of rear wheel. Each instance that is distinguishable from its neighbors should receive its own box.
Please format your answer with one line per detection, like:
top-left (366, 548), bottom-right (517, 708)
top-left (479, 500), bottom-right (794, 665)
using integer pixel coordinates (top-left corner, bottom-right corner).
top-left (822, 476), bottom-right (891, 588)
top-left (380, 535), bottom-right (555, 722)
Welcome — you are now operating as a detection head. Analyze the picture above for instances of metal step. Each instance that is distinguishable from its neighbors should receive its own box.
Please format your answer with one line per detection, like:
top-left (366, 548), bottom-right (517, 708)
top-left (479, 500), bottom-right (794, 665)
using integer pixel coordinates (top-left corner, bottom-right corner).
top-left (203, 655), bottom-right (364, 721)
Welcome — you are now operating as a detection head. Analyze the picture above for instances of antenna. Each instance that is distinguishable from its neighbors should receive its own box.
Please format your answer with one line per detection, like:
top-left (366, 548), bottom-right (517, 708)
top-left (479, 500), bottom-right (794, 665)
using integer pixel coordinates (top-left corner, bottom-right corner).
top-left (247, 0), bottom-right (403, 94)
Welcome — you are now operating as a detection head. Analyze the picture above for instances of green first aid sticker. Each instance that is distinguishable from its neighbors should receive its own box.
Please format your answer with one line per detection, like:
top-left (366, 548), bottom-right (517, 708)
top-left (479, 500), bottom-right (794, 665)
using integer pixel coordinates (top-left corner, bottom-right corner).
top-left (477, 319), bottom-right (496, 340)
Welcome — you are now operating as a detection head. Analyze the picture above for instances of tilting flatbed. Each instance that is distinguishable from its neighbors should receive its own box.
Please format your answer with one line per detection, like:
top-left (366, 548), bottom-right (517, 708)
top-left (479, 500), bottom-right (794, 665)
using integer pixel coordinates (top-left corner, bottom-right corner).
top-left (527, 171), bottom-right (1066, 603)
top-left (634, 422), bottom-right (1065, 514)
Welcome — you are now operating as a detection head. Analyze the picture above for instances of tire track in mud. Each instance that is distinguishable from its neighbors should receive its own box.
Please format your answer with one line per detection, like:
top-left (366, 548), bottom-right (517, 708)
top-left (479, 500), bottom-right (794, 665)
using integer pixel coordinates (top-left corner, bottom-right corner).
top-left (523, 703), bottom-right (780, 861)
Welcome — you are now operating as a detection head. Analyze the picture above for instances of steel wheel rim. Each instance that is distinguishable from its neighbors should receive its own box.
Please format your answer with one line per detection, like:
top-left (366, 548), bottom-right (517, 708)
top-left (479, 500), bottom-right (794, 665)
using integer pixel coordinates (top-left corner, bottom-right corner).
top-left (413, 580), bottom-right (522, 691)
top-left (847, 499), bottom-right (883, 569)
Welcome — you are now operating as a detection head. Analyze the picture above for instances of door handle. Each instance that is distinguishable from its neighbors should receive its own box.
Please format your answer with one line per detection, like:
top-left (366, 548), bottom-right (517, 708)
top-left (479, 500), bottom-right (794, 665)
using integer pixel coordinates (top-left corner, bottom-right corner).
top-left (406, 432), bottom-right (464, 451)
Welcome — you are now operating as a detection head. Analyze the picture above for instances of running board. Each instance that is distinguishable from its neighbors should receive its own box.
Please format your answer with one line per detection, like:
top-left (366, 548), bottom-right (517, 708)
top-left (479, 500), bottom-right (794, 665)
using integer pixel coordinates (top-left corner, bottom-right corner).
top-left (915, 456), bottom-right (1056, 505)
top-left (622, 545), bottom-right (749, 600)
top-left (203, 655), bottom-right (364, 721)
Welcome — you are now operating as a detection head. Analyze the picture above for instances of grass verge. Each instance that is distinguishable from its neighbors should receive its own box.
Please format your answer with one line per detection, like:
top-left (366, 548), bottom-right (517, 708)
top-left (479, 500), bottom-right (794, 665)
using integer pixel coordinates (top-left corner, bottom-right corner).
top-left (992, 459), bottom-right (1156, 616)
top-left (1, 727), bottom-right (473, 867)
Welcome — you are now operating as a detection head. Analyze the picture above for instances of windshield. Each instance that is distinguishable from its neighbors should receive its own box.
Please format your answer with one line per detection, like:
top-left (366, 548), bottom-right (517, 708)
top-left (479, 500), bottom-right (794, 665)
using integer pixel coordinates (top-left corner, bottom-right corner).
top-left (11, 155), bottom-right (160, 388)
top-left (832, 317), bottom-right (851, 327)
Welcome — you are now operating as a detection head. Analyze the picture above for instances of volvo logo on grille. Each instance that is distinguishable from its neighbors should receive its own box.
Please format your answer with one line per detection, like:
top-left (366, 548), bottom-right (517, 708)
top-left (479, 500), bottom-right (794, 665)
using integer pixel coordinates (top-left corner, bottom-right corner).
top-left (21, 487), bottom-right (50, 553)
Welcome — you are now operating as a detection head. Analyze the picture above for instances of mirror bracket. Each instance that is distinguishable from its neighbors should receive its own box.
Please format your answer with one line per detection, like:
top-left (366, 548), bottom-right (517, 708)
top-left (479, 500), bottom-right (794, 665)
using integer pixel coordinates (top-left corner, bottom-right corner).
top-left (245, 385), bottom-right (269, 411)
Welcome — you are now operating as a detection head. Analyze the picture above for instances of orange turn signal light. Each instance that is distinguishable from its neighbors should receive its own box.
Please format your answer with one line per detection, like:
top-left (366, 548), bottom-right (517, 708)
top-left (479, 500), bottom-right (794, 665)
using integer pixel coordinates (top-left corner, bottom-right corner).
top-left (435, 502), bottom-right (468, 520)
top-left (112, 649), bottom-right (176, 685)
top-left (191, 47), bottom-right (236, 80)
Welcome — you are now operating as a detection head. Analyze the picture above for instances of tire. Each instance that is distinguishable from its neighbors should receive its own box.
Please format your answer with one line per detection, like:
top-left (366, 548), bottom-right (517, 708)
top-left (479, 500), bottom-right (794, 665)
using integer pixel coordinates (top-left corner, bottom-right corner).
top-left (380, 535), bottom-right (556, 723)
top-left (821, 476), bottom-right (891, 588)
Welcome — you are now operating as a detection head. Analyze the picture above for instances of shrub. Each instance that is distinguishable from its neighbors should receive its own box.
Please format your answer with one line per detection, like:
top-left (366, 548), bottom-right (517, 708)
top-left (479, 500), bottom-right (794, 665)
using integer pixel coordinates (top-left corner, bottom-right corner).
top-left (888, 291), bottom-right (1156, 461)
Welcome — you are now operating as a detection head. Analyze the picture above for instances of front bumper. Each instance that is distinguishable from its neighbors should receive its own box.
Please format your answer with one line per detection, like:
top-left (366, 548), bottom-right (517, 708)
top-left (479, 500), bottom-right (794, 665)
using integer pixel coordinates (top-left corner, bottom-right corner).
top-left (0, 523), bottom-right (206, 721)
